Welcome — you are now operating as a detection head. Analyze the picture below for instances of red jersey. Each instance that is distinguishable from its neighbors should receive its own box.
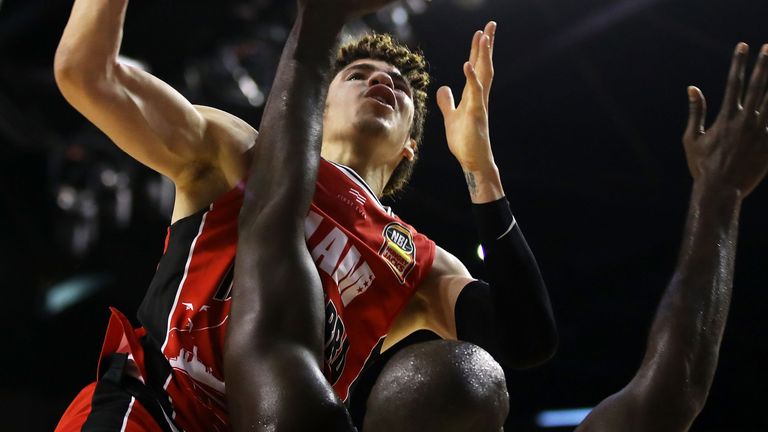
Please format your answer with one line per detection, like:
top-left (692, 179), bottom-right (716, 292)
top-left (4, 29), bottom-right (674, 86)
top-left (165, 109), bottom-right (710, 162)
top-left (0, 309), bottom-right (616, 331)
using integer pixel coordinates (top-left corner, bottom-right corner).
top-left (97, 159), bottom-right (436, 432)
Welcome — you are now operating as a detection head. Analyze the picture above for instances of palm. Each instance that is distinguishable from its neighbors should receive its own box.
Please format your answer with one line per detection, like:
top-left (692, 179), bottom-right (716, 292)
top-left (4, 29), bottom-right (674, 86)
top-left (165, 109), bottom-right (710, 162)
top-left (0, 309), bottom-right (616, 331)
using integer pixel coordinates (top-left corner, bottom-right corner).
top-left (684, 43), bottom-right (768, 196)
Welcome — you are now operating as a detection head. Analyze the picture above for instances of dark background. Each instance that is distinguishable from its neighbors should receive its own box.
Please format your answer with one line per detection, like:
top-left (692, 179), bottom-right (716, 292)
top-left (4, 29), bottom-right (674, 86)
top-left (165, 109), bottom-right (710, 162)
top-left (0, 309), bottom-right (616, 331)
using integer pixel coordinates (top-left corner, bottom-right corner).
top-left (1, 0), bottom-right (766, 430)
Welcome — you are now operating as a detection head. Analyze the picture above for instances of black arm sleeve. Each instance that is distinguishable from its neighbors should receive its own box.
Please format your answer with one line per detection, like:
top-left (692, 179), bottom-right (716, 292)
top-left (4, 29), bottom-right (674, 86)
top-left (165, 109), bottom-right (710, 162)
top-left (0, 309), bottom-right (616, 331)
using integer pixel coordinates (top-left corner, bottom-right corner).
top-left (454, 197), bottom-right (557, 369)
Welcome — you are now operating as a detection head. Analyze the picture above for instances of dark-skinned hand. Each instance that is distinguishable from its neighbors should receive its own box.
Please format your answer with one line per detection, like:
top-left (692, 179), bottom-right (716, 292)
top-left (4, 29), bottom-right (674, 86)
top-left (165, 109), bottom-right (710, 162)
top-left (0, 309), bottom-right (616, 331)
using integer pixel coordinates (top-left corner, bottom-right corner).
top-left (685, 43), bottom-right (768, 198)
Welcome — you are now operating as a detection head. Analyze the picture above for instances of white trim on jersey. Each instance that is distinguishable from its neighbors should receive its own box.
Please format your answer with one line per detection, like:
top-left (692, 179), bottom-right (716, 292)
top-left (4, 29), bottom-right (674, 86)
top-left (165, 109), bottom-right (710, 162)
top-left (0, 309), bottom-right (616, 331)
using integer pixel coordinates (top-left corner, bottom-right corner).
top-left (161, 406), bottom-right (182, 432)
top-left (160, 209), bottom-right (209, 353)
top-left (327, 160), bottom-right (394, 216)
top-left (119, 397), bottom-right (136, 432)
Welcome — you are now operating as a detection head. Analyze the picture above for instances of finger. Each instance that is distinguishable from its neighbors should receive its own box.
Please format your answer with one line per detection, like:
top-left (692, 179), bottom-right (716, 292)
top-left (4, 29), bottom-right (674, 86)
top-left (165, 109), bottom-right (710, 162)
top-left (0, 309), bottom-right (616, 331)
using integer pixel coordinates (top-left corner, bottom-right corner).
top-left (475, 34), bottom-right (494, 105)
top-left (685, 86), bottom-right (707, 139)
top-left (462, 61), bottom-right (483, 98)
top-left (468, 30), bottom-right (482, 66)
top-left (760, 83), bottom-right (768, 123)
top-left (721, 42), bottom-right (749, 116)
top-left (744, 44), bottom-right (768, 112)
top-left (484, 21), bottom-right (497, 60)
top-left (436, 86), bottom-right (456, 117)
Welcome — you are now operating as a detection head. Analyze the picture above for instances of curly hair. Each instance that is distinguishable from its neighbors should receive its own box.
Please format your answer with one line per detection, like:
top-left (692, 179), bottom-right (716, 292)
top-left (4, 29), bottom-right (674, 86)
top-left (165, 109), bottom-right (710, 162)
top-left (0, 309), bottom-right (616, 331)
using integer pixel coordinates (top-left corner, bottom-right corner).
top-left (333, 33), bottom-right (430, 198)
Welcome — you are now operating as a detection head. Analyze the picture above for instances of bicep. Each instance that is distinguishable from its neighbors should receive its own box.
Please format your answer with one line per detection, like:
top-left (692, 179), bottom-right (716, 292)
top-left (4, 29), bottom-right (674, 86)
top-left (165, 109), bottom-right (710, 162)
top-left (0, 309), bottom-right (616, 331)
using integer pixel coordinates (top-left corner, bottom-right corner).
top-left (417, 246), bottom-right (475, 339)
top-left (57, 62), bottom-right (209, 181)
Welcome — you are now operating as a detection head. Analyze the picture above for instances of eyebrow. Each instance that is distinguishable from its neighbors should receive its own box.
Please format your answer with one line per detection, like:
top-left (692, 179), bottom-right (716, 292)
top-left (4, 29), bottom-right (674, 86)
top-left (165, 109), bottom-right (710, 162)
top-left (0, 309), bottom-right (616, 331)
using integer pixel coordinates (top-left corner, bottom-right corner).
top-left (344, 63), bottom-right (412, 92)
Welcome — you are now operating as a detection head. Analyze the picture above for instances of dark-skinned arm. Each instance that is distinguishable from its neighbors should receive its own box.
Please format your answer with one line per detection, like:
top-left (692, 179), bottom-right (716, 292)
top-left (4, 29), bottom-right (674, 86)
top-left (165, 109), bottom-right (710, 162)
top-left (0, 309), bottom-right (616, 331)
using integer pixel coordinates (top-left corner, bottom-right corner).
top-left (223, 1), bottom-right (397, 431)
top-left (576, 42), bottom-right (768, 432)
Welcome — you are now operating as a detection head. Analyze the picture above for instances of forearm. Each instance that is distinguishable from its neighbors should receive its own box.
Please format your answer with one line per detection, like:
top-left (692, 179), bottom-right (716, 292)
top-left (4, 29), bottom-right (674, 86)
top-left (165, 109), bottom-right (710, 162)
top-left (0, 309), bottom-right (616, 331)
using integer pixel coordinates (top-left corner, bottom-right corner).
top-left (55, 0), bottom-right (127, 76)
top-left (240, 7), bottom-right (344, 224)
top-left (456, 195), bottom-right (557, 368)
top-left (640, 181), bottom-right (741, 410)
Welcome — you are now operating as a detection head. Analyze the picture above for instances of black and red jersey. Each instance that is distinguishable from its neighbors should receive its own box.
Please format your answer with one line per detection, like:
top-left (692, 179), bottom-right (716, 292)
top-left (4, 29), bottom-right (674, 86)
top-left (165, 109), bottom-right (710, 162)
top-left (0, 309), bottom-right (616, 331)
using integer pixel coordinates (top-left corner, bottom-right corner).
top-left (97, 159), bottom-right (436, 432)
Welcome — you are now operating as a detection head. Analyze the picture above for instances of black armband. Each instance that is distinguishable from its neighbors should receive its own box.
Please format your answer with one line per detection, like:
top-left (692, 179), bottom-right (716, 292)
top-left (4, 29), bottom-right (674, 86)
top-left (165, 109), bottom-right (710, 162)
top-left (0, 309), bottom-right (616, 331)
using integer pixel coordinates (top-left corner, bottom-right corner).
top-left (463, 198), bottom-right (555, 367)
top-left (471, 197), bottom-right (517, 244)
top-left (471, 197), bottom-right (537, 291)
top-left (455, 280), bottom-right (499, 354)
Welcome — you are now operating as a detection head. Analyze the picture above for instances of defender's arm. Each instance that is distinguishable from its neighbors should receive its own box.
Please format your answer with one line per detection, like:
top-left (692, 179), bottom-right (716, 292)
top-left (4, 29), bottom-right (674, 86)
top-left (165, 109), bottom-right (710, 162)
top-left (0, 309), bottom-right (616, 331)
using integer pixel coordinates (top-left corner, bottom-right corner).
top-left (224, 1), bottom-right (398, 430)
top-left (577, 42), bottom-right (768, 432)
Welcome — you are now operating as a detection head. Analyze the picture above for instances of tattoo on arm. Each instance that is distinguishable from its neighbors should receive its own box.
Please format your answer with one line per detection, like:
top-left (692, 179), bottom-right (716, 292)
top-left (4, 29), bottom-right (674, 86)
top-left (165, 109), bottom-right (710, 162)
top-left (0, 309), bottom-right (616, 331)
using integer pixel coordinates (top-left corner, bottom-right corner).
top-left (464, 170), bottom-right (477, 198)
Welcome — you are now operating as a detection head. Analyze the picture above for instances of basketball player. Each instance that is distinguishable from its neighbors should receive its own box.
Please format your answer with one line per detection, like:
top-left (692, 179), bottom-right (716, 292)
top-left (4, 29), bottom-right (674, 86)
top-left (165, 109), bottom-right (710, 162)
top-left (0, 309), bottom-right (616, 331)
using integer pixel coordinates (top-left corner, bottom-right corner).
top-left (53, 0), bottom-right (554, 430)
top-left (232, 38), bottom-right (768, 431)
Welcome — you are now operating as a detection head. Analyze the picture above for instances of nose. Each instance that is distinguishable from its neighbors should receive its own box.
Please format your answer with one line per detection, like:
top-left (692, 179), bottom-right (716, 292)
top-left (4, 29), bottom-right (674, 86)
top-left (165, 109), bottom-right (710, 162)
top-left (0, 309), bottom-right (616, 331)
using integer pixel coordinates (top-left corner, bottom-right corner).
top-left (367, 71), bottom-right (395, 89)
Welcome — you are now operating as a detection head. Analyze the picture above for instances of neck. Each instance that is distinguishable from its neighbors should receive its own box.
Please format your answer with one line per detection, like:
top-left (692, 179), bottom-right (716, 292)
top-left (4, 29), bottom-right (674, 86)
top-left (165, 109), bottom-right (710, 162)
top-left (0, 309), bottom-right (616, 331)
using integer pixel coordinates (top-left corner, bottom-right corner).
top-left (321, 136), bottom-right (400, 198)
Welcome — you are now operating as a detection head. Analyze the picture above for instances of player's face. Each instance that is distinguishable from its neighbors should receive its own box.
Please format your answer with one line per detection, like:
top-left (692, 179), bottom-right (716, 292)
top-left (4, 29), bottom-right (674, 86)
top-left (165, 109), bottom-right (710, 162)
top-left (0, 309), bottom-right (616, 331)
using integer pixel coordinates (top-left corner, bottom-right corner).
top-left (324, 59), bottom-right (415, 162)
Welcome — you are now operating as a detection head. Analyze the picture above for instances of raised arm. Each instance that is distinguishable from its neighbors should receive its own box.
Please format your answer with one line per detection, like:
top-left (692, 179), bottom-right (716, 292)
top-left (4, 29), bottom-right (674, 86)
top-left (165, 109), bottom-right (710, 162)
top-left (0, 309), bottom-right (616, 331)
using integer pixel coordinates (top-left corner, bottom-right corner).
top-left (428, 21), bottom-right (557, 369)
top-left (224, 1), bottom-right (397, 431)
top-left (576, 42), bottom-right (768, 432)
top-left (54, 0), bottom-right (254, 191)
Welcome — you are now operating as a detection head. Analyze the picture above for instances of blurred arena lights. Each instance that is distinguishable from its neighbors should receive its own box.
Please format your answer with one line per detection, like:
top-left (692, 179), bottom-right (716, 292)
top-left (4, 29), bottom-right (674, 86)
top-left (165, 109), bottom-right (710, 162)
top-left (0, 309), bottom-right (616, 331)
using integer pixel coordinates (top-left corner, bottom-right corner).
top-left (535, 408), bottom-right (593, 428)
top-left (43, 273), bottom-right (110, 316)
top-left (476, 244), bottom-right (485, 260)
top-left (542, 0), bottom-right (665, 53)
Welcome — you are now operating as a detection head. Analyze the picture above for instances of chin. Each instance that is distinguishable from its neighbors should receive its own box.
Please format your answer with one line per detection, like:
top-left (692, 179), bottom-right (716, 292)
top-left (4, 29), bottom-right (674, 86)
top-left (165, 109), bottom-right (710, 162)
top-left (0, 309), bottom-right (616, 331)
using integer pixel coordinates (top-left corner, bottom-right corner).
top-left (352, 115), bottom-right (393, 137)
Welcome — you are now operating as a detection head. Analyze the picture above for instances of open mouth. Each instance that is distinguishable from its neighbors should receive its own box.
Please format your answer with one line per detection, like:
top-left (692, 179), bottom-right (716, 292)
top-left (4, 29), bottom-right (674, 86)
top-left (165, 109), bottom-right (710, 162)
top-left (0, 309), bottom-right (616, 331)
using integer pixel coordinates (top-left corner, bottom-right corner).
top-left (364, 85), bottom-right (397, 111)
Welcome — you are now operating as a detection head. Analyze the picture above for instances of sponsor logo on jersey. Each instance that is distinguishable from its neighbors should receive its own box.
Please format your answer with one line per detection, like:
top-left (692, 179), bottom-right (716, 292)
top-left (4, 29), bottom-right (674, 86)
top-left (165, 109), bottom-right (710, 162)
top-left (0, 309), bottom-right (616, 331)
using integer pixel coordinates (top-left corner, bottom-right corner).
top-left (324, 300), bottom-right (350, 385)
top-left (336, 188), bottom-right (367, 219)
top-left (378, 222), bottom-right (416, 284)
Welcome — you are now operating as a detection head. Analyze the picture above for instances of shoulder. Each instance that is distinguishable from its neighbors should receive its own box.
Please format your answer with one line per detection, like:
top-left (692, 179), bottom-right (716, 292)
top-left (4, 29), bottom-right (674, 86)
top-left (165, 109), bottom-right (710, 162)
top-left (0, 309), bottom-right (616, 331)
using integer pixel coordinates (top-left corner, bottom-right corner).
top-left (417, 245), bottom-right (474, 310)
top-left (195, 105), bottom-right (258, 154)
top-left (173, 106), bottom-right (256, 186)
top-left (172, 106), bottom-right (256, 221)
top-left (427, 245), bottom-right (472, 281)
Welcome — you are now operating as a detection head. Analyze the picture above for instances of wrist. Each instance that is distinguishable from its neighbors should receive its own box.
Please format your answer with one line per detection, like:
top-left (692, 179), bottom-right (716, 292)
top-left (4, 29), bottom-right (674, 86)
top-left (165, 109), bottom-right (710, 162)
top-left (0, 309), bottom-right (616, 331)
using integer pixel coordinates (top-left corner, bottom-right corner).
top-left (689, 180), bottom-right (743, 227)
top-left (472, 197), bottom-right (515, 242)
top-left (295, 5), bottom-right (345, 52)
top-left (691, 180), bottom-right (743, 207)
top-left (463, 164), bottom-right (504, 203)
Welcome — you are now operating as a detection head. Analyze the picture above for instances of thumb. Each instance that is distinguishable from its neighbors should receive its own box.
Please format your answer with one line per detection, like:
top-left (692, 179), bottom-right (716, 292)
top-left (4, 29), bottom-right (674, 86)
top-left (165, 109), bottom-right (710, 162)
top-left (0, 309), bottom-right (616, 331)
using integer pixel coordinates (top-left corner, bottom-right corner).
top-left (436, 86), bottom-right (456, 118)
top-left (685, 86), bottom-right (707, 139)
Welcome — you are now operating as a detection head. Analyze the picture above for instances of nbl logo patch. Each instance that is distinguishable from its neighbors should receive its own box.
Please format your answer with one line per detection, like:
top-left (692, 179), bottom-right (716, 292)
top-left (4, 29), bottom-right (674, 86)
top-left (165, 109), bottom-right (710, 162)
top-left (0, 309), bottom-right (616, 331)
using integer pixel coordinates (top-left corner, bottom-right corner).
top-left (378, 222), bottom-right (416, 284)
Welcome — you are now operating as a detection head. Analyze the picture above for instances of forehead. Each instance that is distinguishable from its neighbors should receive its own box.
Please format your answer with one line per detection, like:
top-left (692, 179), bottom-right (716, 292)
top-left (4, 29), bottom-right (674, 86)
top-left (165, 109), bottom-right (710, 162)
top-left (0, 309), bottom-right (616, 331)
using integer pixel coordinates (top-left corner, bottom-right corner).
top-left (344, 58), bottom-right (402, 75)
top-left (334, 58), bottom-right (405, 82)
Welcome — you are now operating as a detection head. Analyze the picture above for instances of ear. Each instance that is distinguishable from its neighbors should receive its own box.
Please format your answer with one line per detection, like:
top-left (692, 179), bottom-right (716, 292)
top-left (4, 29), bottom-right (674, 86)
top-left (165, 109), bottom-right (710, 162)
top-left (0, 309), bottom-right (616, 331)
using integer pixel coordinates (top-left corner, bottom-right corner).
top-left (402, 138), bottom-right (417, 161)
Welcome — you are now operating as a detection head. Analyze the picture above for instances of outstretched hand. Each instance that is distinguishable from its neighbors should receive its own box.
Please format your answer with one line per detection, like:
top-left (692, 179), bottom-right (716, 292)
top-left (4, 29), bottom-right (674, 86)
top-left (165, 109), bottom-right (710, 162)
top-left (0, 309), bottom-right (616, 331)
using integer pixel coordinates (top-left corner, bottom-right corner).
top-left (685, 43), bottom-right (768, 198)
top-left (437, 21), bottom-right (497, 174)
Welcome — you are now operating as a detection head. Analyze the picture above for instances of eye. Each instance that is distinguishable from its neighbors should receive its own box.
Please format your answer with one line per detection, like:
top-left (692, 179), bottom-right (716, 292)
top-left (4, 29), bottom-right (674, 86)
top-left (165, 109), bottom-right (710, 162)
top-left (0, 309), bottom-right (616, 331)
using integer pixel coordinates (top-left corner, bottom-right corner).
top-left (347, 72), bottom-right (364, 81)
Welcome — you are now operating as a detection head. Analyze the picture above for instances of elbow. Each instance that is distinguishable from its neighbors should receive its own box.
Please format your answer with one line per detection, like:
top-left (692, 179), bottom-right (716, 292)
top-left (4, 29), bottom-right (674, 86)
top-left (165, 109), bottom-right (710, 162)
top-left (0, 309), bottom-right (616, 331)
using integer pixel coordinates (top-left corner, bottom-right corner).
top-left (53, 46), bottom-right (114, 96)
top-left (53, 45), bottom-right (83, 89)
top-left (498, 324), bottom-right (559, 369)
top-left (525, 325), bottom-right (559, 367)
top-left (535, 325), bottom-right (559, 364)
